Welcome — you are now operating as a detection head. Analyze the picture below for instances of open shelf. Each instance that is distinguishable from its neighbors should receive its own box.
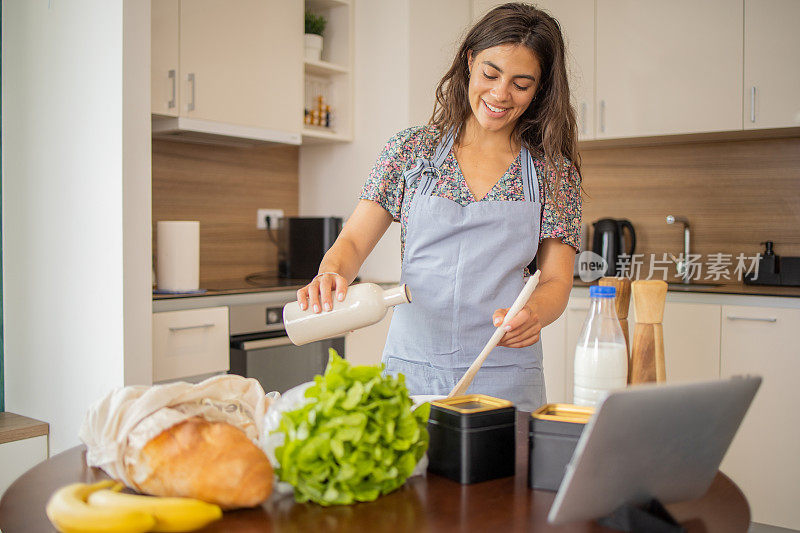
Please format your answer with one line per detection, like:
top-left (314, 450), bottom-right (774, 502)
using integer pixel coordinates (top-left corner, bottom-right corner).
top-left (304, 59), bottom-right (349, 76)
top-left (306, 0), bottom-right (350, 10)
top-left (302, 0), bottom-right (353, 144)
top-left (302, 127), bottom-right (352, 144)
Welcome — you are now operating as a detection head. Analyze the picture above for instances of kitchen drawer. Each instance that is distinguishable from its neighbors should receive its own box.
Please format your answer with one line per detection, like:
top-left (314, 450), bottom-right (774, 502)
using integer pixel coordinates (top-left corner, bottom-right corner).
top-left (153, 307), bottom-right (229, 382)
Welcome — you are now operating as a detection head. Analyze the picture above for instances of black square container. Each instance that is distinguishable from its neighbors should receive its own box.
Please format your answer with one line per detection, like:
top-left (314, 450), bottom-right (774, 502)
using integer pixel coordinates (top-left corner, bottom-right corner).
top-left (427, 395), bottom-right (516, 484)
top-left (528, 403), bottom-right (594, 491)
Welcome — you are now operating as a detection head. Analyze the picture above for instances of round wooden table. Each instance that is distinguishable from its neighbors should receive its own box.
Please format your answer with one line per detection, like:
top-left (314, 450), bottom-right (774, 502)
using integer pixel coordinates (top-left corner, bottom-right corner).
top-left (0, 413), bottom-right (750, 532)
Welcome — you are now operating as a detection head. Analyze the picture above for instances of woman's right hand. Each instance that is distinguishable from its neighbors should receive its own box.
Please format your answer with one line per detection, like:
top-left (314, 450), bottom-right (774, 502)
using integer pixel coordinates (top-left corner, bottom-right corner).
top-left (296, 272), bottom-right (349, 313)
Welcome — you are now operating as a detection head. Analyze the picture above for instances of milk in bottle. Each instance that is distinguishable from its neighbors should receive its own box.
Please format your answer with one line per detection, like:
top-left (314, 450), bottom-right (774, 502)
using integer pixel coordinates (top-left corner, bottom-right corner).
top-left (573, 285), bottom-right (628, 407)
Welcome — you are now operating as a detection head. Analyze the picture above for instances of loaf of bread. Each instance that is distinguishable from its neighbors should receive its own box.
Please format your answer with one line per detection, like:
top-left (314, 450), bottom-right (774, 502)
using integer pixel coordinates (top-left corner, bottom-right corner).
top-left (126, 417), bottom-right (273, 509)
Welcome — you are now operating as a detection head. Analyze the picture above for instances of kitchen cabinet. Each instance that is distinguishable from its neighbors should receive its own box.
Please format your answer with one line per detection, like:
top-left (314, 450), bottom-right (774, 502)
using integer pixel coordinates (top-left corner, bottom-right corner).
top-left (473, 0), bottom-right (595, 140)
top-left (719, 305), bottom-right (800, 530)
top-left (152, 306), bottom-right (230, 382)
top-left (151, 0), bottom-right (179, 117)
top-left (630, 301), bottom-right (721, 383)
top-left (563, 296), bottom-right (591, 403)
top-left (534, 0), bottom-right (595, 140)
top-left (596, 0), bottom-right (743, 138)
top-left (541, 308), bottom-right (568, 403)
top-left (743, 0), bottom-right (800, 129)
top-left (151, 0), bottom-right (304, 144)
top-left (548, 294), bottom-right (723, 404)
top-left (345, 308), bottom-right (393, 367)
top-left (0, 435), bottom-right (48, 498)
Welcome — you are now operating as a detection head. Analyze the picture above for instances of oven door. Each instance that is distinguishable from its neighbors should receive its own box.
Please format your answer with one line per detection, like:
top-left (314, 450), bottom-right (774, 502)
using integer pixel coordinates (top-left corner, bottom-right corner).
top-left (229, 331), bottom-right (345, 394)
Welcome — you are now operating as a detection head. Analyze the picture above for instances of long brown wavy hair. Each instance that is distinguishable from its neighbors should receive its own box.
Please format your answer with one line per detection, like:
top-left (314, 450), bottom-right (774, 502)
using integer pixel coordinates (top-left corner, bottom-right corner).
top-left (431, 2), bottom-right (581, 202)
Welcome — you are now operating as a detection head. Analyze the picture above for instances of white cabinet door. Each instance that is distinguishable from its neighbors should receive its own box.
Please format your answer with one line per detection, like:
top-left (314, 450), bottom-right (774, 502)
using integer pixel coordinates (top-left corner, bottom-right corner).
top-left (541, 310), bottom-right (567, 403)
top-left (472, 1), bottom-right (595, 140)
top-left (658, 302), bottom-right (720, 383)
top-left (596, 0), bottom-right (743, 138)
top-left (0, 435), bottom-right (48, 498)
top-left (534, 0), bottom-right (595, 140)
top-left (153, 306), bottom-right (230, 382)
top-left (151, 0), bottom-right (180, 117)
top-left (179, 0), bottom-right (303, 134)
top-left (743, 0), bottom-right (800, 129)
top-left (564, 296), bottom-right (591, 403)
top-left (720, 305), bottom-right (800, 530)
top-left (345, 309), bottom-right (393, 368)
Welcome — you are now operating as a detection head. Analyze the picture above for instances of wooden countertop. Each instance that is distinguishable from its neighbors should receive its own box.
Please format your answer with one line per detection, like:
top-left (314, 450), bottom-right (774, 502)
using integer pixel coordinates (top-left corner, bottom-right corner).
top-left (0, 412), bottom-right (750, 532)
top-left (154, 277), bottom-right (800, 301)
top-left (572, 279), bottom-right (800, 298)
top-left (0, 412), bottom-right (49, 445)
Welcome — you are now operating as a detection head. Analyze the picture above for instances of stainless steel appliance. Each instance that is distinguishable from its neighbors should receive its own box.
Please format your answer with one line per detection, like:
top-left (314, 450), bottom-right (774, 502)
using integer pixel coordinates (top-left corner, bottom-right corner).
top-left (591, 218), bottom-right (636, 277)
top-left (228, 299), bottom-right (344, 393)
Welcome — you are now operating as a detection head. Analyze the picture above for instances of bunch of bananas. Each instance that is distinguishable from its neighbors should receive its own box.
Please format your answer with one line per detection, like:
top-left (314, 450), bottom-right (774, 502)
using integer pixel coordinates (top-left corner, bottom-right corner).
top-left (45, 480), bottom-right (223, 533)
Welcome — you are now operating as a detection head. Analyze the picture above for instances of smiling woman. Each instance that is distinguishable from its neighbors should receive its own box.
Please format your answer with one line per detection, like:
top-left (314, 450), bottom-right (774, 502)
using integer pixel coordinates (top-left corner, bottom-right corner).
top-left (296, 3), bottom-right (582, 411)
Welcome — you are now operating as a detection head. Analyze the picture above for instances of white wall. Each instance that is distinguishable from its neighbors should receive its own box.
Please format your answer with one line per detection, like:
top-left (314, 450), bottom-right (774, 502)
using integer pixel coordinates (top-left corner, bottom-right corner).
top-left (2, 0), bottom-right (151, 454)
top-left (408, 0), bottom-right (472, 126)
top-left (299, 0), bottom-right (471, 282)
top-left (123, 0), bottom-right (154, 387)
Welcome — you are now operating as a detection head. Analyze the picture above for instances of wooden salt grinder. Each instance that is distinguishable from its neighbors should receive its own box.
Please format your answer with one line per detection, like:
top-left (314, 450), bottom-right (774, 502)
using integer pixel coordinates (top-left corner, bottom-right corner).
top-left (630, 280), bottom-right (668, 383)
top-left (599, 277), bottom-right (632, 383)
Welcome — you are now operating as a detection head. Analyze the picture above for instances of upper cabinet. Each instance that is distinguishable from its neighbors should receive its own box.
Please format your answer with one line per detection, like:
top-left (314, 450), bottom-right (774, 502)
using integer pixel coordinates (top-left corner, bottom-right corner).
top-left (151, 0), bottom-right (304, 144)
top-left (535, 0), bottom-right (595, 141)
top-left (473, 0), bottom-right (799, 141)
top-left (596, 0), bottom-right (743, 139)
top-left (743, 0), bottom-right (800, 129)
top-left (473, 0), bottom-right (595, 140)
top-left (151, 0), bottom-right (180, 118)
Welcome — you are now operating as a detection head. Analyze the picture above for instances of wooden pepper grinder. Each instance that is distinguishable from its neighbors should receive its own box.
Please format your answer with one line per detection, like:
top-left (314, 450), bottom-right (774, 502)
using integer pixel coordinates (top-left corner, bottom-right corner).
top-left (630, 280), bottom-right (668, 383)
top-left (599, 277), bottom-right (632, 383)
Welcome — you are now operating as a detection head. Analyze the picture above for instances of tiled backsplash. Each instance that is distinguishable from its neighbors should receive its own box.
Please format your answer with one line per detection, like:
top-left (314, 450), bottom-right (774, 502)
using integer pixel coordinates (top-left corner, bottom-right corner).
top-left (579, 136), bottom-right (800, 281)
top-left (152, 139), bottom-right (299, 285)
top-left (152, 134), bottom-right (800, 286)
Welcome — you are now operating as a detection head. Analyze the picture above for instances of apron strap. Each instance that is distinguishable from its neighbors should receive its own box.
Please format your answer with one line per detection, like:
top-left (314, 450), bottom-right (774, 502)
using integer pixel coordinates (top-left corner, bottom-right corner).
top-left (432, 129), bottom-right (455, 167)
top-left (404, 129), bottom-right (457, 198)
top-left (521, 146), bottom-right (540, 204)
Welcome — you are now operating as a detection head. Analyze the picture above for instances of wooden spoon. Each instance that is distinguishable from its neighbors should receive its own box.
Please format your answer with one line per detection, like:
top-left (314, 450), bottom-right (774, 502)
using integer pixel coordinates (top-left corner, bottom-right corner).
top-left (448, 270), bottom-right (541, 398)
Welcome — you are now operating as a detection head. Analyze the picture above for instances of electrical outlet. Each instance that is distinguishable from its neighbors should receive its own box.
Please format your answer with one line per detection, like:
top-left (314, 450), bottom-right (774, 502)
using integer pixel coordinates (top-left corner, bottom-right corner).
top-left (256, 209), bottom-right (284, 230)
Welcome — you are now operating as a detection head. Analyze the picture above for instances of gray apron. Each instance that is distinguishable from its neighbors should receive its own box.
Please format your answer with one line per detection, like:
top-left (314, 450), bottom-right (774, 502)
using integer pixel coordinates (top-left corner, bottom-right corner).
top-left (382, 130), bottom-right (546, 411)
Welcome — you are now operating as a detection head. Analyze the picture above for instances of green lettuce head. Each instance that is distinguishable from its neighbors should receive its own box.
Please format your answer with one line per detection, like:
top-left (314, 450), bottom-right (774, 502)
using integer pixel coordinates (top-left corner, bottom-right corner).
top-left (272, 349), bottom-right (431, 506)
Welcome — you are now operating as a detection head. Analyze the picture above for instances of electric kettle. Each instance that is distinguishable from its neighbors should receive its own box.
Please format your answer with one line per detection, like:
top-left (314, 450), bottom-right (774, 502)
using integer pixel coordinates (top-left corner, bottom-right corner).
top-left (591, 218), bottom-right (636, 276)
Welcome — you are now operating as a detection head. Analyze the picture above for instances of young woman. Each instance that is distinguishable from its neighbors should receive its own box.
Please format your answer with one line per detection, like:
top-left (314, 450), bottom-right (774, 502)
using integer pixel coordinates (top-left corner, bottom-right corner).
top-left (296, 3), bottom-right (582, 411)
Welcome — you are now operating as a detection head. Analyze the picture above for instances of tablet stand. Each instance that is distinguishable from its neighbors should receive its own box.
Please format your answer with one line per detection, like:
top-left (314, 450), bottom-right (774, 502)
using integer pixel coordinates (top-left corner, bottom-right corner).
top-left (596, 499), bottom-right (686, 533)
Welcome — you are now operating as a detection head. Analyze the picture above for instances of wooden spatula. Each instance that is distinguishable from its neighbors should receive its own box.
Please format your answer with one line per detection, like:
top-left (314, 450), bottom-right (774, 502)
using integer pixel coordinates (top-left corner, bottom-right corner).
top-left (448, 270), bottom-right (541, 398)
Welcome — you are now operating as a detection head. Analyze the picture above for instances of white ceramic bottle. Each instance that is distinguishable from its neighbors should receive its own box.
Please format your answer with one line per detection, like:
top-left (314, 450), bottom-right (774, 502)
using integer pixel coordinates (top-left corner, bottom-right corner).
top-left (573, 285), bottom-right (628, 407)
top-left (283, 283), bottom-right (411, 346)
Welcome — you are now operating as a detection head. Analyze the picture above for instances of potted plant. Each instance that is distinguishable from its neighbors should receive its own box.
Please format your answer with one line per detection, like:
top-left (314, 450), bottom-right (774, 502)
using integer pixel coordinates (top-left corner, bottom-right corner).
top-left (304, 11), bottom-right (327, 62)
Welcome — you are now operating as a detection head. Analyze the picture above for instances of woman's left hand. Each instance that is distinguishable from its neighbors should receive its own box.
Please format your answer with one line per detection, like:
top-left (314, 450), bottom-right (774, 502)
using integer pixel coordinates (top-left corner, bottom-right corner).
top-left (492, 305), bottom-right (542, 348)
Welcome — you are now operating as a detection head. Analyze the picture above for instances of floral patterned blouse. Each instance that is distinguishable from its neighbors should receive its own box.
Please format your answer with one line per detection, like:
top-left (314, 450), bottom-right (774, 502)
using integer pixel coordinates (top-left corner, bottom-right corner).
top-left (359, 125), bottom-right (582, 260)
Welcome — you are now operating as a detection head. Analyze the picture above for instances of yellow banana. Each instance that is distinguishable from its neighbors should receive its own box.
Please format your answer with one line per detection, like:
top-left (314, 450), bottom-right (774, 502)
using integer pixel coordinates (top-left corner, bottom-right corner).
top-left (45, 480), bottom-right (156, 533)
top-left (87, 488), bottom-right (222, 532)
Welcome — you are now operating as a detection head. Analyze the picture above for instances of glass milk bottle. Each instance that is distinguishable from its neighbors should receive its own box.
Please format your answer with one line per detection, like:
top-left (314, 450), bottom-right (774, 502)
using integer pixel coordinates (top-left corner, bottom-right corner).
top-left (284, 283), bottom-right (411, 346)
top-left (573, 285), bottom-right (628, 407)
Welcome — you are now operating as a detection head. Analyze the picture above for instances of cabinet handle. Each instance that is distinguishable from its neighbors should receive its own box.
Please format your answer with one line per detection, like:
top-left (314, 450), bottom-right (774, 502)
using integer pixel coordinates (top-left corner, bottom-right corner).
top-left (168, 69), bottom-right (176, 109)
top-left (187, 73), bottom-right (196, 112)
top-left (581, 102), bottom-right (587, 135)
top-left (599, 100), bottom-right (606, 133)
top-left (726, 315), bottom-right (776, 323)
top-left (750, 86), bottom-right (756, 123)
top-left (169, 323), bottom-right (214, 332)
